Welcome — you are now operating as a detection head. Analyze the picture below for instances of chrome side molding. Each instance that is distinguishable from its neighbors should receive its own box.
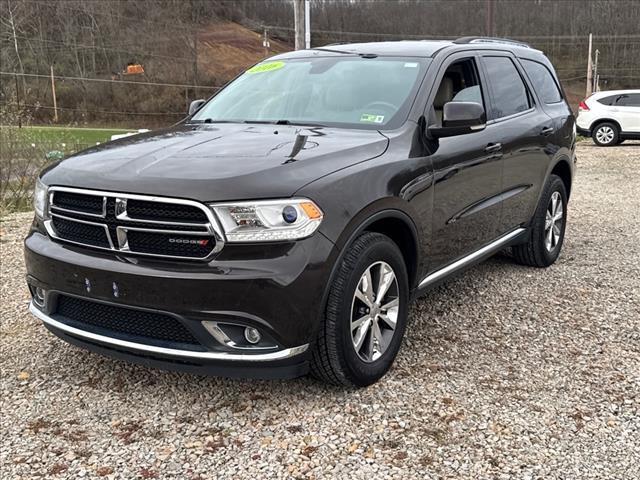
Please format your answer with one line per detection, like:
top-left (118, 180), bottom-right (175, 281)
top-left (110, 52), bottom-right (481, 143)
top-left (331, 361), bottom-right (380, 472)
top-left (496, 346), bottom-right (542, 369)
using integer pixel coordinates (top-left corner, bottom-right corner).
top-left (418, 228), bottom-right (526, 290)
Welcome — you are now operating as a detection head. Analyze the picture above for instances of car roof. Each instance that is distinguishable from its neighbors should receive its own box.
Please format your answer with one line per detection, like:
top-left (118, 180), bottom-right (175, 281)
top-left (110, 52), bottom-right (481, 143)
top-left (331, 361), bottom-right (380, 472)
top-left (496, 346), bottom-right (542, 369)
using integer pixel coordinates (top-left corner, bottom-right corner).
top-left (272, 41), bottom-right (452, 59)
top-left (591, 89), bottom-right (640, 97)
top-left (270, 38), bottom-right (544, 60)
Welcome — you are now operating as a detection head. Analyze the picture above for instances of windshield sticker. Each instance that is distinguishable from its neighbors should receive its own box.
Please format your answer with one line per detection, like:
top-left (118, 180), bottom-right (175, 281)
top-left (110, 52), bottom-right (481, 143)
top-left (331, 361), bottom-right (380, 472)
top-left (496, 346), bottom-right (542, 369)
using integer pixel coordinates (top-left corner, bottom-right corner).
top-left (404, 62), bottom-right (418, 68)
top-left (246, 61), bottom-right (285, 74)
top-left (360, 113), bottom-right (385, 124)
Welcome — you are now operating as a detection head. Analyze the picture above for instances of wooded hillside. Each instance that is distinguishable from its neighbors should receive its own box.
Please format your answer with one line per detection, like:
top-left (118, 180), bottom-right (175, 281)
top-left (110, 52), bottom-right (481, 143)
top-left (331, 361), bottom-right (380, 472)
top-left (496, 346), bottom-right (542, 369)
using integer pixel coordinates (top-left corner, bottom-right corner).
top-left (1, 0), bottom-right (638, 127)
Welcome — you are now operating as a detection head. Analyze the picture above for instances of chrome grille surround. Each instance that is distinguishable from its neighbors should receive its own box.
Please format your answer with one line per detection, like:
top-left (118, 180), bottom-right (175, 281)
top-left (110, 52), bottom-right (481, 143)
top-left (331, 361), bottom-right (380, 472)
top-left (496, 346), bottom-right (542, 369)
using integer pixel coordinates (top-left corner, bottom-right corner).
top-left (44, 186), bottom-right (225, 260)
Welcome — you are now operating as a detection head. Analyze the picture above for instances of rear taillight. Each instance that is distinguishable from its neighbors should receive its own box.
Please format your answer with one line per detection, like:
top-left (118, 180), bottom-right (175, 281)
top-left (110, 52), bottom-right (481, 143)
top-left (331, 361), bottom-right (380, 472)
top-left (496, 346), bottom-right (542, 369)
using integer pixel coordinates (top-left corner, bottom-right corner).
top-left (578, 100), bottom-right (590, 111)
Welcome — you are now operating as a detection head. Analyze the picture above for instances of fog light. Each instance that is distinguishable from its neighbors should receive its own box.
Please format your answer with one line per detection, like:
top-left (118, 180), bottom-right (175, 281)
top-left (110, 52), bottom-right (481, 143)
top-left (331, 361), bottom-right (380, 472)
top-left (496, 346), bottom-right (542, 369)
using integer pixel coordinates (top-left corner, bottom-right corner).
top-left (34, 287), bottom-right (46, 307)
top-left (244, 327), bottom-right (261, 344)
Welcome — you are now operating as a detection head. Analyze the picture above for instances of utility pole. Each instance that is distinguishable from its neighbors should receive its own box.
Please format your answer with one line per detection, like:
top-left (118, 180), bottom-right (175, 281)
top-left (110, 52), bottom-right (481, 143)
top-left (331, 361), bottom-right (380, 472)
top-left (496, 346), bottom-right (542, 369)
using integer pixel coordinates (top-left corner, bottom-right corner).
top-left (304, 0), bottom-right (311, 49)
top-left (263, 28), bottom-right (270, 58)
top-left (50, 65), bottom-right (58, 123)
top-left (293, 0), bottom-right (305, 50)
top-left (586, 33), bottom-right (593, 98)
top-left (485, 0), bottom-right (495, 37)
top-left (593, 49), bottom-right (600, 93)
top-left (193, 30), bottom-right (198, 88)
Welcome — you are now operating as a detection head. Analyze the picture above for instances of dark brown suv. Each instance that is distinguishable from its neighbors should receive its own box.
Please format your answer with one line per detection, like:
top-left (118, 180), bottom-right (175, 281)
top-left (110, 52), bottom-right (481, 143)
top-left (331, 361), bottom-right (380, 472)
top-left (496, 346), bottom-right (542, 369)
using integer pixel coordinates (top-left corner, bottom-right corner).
top-left (25, 37), bottom-right (576, 386)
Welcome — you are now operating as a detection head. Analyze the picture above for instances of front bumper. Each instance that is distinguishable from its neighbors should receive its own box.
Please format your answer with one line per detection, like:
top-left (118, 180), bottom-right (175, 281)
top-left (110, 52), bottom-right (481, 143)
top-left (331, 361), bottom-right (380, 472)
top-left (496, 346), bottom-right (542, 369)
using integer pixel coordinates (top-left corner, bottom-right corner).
top-left (25, 226), bottom-right (339, 378)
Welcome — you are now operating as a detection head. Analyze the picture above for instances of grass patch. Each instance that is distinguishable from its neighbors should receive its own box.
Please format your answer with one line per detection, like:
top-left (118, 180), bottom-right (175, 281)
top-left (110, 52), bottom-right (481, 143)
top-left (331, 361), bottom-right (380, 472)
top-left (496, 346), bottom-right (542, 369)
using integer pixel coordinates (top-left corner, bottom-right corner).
top-left (1, 125), bottom-right (134, 154)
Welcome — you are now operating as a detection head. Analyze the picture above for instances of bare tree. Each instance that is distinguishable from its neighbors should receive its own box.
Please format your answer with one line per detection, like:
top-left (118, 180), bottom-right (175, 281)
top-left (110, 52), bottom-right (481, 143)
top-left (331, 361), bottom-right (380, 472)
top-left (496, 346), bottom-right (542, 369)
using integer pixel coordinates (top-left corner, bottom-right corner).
top-left (1, 0), bottom-right (27, 91)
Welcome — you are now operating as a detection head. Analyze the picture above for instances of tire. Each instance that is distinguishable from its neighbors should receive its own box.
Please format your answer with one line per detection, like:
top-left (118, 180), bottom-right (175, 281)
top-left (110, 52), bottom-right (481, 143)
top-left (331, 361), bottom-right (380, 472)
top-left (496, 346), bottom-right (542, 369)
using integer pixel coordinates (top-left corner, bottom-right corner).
top-left (592, 122), bottom-right (619, 146)
top-left (513, 174), bottom-right (568, 267)
top-left (310, 232), bottom-right (409, 387)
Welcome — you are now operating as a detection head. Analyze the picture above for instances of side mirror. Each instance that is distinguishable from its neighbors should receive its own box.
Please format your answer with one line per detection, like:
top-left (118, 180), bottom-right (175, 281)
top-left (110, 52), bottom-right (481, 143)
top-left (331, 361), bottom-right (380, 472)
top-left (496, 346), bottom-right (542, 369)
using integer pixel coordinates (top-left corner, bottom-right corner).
top-left (429, 101), bottom-right (486, 138)
top-left (188, 99), bottom-right (206, 116)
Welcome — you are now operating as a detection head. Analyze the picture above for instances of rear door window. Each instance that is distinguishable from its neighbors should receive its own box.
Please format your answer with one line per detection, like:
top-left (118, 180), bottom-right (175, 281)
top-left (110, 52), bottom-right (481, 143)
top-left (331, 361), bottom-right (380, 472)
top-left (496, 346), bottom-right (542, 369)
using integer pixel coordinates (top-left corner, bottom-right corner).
top-left (482, 56), bottom-right (531, 119)
top-left (521, 59), bottom-right (562, 104)
top-left (616, 94), bottom-right (640, 107)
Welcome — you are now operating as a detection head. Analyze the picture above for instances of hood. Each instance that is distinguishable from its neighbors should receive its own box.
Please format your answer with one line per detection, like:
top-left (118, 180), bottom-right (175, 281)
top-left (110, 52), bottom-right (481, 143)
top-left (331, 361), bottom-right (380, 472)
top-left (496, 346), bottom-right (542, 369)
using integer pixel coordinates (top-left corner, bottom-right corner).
top-left (41, 123), bottom-right (389, 201)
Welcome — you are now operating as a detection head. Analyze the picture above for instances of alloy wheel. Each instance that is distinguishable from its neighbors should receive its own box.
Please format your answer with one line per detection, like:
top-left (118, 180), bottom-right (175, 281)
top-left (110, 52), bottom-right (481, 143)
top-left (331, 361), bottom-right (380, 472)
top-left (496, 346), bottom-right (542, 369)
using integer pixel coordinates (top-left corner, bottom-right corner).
top-left (595, 126), bottom-right (615, 144)
top-left (350, 261), bottom-right (399, 362)
top-left (545, 191), bottom-right (564, 252)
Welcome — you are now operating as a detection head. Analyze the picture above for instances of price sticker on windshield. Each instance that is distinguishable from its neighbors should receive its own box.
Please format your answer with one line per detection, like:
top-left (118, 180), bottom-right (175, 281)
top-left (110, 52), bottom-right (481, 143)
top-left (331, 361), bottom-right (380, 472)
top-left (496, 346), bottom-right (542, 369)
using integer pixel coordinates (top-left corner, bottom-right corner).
top-left (247, 61), bottom-right (285, 74)
top-left (360, 113), bottom-right (385, 124)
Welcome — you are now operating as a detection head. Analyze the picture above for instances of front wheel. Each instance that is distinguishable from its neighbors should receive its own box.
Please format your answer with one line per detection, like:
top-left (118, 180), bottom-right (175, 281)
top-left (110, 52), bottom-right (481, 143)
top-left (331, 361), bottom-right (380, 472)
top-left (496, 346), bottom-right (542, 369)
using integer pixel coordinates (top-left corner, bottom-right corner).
top-left (513, 174), bottom-right (568, 267)
top-left (310, 232), bottom-right (409, 387)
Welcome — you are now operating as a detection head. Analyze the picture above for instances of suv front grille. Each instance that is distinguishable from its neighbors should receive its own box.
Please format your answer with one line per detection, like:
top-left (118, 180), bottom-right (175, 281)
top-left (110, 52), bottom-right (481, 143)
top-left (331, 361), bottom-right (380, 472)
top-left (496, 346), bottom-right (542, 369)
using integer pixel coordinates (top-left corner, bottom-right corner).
top-left (52, 191), bottom-right (104, 216)
top-left (126, 199), bottom-right (208, 223)
top-left (54, 295), bottom-right (202, 347)
top-left (52, 216), bottom-right (111, 248)
top-left (127, 230), bottom-right (214, 258)
top-left (45, 188), bottom-right (223, 260)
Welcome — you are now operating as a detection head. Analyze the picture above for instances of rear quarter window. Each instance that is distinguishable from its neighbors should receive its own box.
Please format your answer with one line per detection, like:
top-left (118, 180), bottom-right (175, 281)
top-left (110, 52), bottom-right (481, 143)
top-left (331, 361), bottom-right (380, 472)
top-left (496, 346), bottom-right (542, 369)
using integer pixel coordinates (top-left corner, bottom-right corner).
top-left (521, 59), bottom-right (563, 104)
top-left (596, 95), bottom-right (618, 106)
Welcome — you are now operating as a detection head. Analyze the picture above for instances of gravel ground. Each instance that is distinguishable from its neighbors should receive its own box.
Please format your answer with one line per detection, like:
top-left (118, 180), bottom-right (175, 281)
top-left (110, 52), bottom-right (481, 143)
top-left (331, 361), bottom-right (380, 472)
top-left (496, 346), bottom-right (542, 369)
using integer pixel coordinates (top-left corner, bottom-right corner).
top-left (1, 142), bottom-right (639, 480)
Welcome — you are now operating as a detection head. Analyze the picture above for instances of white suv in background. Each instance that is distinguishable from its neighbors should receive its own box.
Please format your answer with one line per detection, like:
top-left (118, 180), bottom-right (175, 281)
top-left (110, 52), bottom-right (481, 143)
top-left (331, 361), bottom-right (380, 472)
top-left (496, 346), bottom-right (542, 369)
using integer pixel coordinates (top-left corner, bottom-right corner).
top-left (577, 90), bottom-right (640, 146)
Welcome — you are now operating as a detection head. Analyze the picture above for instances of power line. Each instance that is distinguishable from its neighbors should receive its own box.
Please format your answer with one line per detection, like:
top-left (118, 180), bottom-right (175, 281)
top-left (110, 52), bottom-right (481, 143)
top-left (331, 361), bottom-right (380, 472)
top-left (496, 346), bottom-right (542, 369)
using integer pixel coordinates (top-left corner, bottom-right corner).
top-left (264, 25), bottom-right (640, 41)
top-left (21, 1), bottom-right (199, 34)
top-left (1, 102), bottom-right (184, 116)
top-left (0, 72), bottom-right (220, 90)
top-left (559, 75), bottom-right (587, 82)
top-left (6, 35), bottom-right (197, 63)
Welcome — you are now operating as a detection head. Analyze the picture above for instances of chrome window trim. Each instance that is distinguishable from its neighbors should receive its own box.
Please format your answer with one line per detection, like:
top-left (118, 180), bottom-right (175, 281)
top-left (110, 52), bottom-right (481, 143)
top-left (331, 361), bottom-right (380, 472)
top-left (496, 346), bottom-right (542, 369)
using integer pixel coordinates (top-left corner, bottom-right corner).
top-left (30, 302), bottom-right (309, 362)
top-left (45, 186), bottom-right (226, 259)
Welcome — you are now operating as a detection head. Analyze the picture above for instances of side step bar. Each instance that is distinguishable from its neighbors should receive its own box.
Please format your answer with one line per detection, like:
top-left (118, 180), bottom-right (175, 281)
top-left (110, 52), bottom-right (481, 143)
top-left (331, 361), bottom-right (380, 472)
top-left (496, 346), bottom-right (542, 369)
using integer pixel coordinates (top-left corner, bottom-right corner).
top-left (418, 228), bottom-right (526, 290)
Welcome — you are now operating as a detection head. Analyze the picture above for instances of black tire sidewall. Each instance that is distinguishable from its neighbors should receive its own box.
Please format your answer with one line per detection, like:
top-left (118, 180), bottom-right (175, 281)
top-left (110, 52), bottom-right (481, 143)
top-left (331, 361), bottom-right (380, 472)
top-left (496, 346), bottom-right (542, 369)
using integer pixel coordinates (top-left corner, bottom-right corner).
top-left (592, 122), bottom-right (619, 146)
top-left (334, 236), bottom-right (409, 387)
top-left (534, 176), bottom-right (568, 265)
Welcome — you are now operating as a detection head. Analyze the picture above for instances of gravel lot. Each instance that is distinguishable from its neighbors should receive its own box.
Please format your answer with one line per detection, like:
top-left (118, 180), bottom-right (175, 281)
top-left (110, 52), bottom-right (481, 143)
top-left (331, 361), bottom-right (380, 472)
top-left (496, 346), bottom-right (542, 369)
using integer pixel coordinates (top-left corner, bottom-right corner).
top-left (1, 142), bottom-right (639, 479)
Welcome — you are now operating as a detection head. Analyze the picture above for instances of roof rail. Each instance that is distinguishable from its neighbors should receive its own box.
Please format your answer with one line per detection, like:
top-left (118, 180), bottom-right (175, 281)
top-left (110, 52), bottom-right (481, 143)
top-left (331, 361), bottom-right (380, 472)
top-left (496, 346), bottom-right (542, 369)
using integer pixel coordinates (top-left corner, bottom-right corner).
top-left (454, 36), bottom-right (531, 49)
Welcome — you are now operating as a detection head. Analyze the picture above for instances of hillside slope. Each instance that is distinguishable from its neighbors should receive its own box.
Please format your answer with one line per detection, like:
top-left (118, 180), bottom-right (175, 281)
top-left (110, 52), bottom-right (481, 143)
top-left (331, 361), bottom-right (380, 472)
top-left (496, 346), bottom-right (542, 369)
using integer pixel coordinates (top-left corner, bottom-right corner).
top-left (197, 22), bottom-right (290, 81)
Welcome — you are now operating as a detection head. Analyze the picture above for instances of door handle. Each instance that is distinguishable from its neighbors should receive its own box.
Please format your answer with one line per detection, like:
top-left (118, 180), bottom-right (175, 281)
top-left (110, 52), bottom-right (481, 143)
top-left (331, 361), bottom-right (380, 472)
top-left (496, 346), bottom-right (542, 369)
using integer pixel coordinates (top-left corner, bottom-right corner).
top-left (485, 143), bottom-right (502, 153)
top-left (541, 126), bottom-right (555, 136)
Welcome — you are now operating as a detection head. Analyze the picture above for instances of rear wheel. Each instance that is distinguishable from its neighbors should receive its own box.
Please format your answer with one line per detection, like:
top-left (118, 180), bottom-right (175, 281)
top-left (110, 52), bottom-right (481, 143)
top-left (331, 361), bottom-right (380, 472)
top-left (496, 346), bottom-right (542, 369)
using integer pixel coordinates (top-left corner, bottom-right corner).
top-left (310, 232), bottom-right (408, 387)
top-left (513, 175), bottom-right (567, 267)
top-left (592, 122), bottom-right (619, 146)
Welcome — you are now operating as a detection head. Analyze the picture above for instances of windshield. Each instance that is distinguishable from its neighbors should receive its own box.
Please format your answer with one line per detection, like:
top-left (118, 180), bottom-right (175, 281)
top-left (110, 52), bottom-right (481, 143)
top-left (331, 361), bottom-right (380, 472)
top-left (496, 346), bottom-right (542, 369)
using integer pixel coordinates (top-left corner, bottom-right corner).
top-left (191, 56), bottom-right (430, 129)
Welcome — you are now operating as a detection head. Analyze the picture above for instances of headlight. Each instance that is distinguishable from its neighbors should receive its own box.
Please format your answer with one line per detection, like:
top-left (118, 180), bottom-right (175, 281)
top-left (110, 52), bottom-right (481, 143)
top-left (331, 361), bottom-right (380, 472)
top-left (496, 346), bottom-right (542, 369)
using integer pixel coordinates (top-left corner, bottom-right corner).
top-left (210, 198), bottom-right (323, 242)
top-left (33, 178), bottom-right (48, 219)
